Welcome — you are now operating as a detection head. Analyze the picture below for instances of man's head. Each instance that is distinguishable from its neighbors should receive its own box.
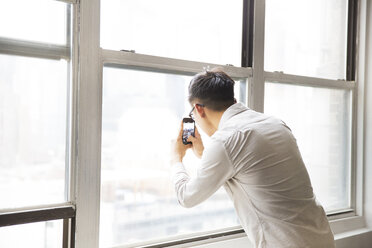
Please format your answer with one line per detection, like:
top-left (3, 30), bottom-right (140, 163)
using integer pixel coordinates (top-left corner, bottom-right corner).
top-left (188, 69), bottom-right (235, 111)
top-left (188, 68), bottom-right (236, 136)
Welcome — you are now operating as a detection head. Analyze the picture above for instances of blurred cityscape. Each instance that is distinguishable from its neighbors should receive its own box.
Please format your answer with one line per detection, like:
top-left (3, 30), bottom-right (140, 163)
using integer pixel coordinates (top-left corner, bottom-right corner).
top-left (99, 68), bottom-right (241, 247)
top-left (0, 55), bottom-right (67, 247)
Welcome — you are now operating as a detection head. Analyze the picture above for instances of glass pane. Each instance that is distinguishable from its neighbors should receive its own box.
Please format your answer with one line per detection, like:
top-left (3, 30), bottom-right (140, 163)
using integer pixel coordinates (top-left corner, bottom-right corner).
top-left (100, 67), bottom-right (244, 247)
top-left (265, 0), bottom-right (348, 79)
top-left (101, 0), bottom-right (242, 65)
top-left (264, 82), bottom-right (351, 211)
top-left (0, 0), bottom-right (67, 45)
top-left (0, 54), bottom-right (67, 208)
top-left (0, 220), bottom-right (63, 247)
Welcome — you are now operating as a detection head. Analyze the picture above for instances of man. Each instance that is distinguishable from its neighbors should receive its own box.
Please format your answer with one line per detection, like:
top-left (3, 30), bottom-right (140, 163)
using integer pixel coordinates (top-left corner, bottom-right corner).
top-left (170, 69), bottom-right (335, 248)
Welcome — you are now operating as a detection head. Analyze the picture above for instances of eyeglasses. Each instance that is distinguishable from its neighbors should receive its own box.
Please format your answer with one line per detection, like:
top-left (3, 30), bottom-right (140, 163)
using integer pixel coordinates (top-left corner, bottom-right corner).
top-left (189, 104), bottom-right (205, 120)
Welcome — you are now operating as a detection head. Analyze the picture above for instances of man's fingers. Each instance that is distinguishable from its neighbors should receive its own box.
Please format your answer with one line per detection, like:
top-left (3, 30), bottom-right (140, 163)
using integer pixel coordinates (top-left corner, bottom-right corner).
top-left (177, 121), bottom-right (184, 139)
top-left (187, 135), bottom-right (196, 143)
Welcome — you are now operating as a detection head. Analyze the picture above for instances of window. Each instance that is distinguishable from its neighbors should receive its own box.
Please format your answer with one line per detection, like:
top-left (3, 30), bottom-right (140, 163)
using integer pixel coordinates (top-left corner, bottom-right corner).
top-left (78, 0), bottom-right (362, 247)
top-left (264, 0), bottom-right (355, 214)
top-left (0, 0), bottom-right (67, 45)
top-left (265, 83), bottom-right (352, 211)
top-left (100, 0), bottom-right (243, 65)
top-left (100, 67), bottom-right (245, 247)
top-left (1, 0), bottom-right (363, 247)
top-left (0, 1), bottom-right (74, 247)
top-left (0, 54), bottom-right (68, 208)
top-left (98, 2), bottom-right (249, 244)
top-left (0, 220), bottom-right (63, 248)
top-left (264, 0), bottom-right (348, 80)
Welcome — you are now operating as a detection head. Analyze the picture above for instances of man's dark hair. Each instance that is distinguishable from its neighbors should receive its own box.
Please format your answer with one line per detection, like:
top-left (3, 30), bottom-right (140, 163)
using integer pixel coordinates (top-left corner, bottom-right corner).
top-left (188, 69), bottom-right (235, 111)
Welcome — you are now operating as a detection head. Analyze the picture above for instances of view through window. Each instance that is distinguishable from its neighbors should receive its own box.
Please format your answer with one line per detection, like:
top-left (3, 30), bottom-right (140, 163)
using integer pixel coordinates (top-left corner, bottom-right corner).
top-left (264, 0), bottom-right (352, 212)
top-left (0, 54), bottom-right (67, 209)
top-left (101, 0), bottom-right (242, 66)
top-left (265, 0), bottom-right (348, 79)
top-left (264, 83), bottom-right (351, 211)
top-left (100, 67), bottom-right (246, 247)
top-left (0, 0), bottom-right (70, 247)
top-left (0, 220), bottom-right (63, 248)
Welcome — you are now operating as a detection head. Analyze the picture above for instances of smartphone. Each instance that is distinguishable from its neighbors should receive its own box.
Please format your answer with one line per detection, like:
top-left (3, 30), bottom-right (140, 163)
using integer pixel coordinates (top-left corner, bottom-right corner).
top-left (182, 117), bottom-right (195, 145)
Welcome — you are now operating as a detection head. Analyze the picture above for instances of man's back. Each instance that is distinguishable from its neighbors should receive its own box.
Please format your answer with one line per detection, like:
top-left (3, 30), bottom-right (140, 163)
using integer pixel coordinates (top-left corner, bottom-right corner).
top-left (212, 103), bottom-right (335, 248)
top-left (171, 68), bottom-right (335, 248)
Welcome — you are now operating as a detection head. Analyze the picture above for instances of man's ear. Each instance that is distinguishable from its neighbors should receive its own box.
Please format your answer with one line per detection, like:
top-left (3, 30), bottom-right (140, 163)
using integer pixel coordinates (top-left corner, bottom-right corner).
top-left (195, 104), bottom-right (206, 117)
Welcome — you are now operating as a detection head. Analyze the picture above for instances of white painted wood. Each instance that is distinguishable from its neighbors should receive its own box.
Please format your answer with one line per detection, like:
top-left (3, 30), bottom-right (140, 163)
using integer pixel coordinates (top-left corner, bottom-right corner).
top-left (0, 37), bottom-right (69, 60)
top-left (335, 229), bottom-right (372, 248)
top-left (249, 0), bottom-right (265, 112)
top-left (101, 49), bottom-right (252, 79)
top-left (187, 236), bottom-right (252, 248)
top-left (74, 0), bottom-right (102, 247)
top-left (361, 0), bottom-right (372, 230)
top-left (68, 0), bottom-right (79, 205)
top-left (0, 202), bottom-right (75, 215)
top-left (264, 71), bottom-right (355, 89)
top-left (330, 216), bottom-right (366, 235)
top-left (327, 210), bottom-right (356, 220)
top-left (354, 0), bottom-right (367, 218)
top-left (110, 227), bottom-right (245, 248)
top-left (56, 0), bottom-right (77, 4)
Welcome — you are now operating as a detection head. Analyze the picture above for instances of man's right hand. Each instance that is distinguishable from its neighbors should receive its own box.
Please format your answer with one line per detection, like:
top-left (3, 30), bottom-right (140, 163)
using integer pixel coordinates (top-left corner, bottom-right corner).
top-left (187, 126), bottom-right (204, 158)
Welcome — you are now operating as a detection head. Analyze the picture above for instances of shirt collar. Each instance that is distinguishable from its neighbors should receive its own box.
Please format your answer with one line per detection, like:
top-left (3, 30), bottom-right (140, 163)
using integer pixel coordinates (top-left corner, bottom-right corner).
top-left (218, 103), bottom-right (249, 130)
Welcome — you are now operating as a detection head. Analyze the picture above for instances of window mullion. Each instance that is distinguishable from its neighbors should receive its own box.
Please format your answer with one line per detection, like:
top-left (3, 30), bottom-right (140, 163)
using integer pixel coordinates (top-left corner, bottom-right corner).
top-left (264, 71), bottom-right (355, 90)
top-left (250, 0), bottom-right (265, 112)
top-left (101, 49), bottom-right (252, 79)
top-left (56, 0), bottom-right (77, 4)
top-left (74, 0), bottom-right (101, 247)
top-left (0, 37), bottom-right (70, 60)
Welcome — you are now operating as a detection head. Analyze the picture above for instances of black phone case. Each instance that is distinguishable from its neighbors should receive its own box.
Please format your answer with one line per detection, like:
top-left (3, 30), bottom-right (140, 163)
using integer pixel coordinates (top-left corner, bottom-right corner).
top-left (182, 118), bottom-right (195, 145)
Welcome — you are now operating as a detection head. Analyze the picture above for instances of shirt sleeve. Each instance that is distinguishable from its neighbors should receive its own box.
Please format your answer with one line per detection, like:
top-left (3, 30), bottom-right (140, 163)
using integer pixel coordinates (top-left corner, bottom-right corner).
top-left (171, 140), bottom-right (235, 208)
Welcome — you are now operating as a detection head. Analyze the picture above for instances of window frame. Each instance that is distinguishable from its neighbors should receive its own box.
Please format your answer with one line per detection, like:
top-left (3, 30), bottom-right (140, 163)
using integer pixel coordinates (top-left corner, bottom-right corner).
top-left (0, 0), bottom-right (363, 247)
top-left (0, 203), bottom-right (76, 248)
top-left (260, 0), bottom-right (364, 237)
top-left (262, 0), bottom-right (359, 216)
top-left (3, 0), bottom-right (361, 248)
top-left (0, 1), bottom-right (75, 247)
top-left (73, 0), bottom-right (365, 247)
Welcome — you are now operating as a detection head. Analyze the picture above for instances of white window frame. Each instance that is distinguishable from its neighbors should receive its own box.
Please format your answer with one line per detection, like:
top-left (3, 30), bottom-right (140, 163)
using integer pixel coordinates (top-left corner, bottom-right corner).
top-left (0, 1), bottom-right (76, 247)
top-left (71, 0), bottom-right (369, 247)
top-left (252, 0), bottom-right (367, 240)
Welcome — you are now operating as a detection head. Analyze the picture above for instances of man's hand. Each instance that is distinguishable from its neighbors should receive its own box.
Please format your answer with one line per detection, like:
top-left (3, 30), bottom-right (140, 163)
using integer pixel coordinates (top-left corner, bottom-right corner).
top-left (170, 121), bottom-right (191, 164)
top-left (187, 126), bottom-right (204, 158)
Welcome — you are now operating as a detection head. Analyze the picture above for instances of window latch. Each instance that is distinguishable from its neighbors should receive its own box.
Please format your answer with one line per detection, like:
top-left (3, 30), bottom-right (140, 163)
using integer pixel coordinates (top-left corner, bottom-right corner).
top-left (120, 49), bottom-right (136, 53)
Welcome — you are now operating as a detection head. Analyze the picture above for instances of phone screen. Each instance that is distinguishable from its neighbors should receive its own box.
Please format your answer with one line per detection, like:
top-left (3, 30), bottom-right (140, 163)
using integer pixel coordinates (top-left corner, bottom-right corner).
top-left (182, 120), bottom-right (195, 145)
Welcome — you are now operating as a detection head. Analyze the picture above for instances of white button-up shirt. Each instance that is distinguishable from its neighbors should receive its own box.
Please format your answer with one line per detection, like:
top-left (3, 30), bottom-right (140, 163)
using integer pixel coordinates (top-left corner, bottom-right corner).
top-left (172, 103), bottom-right (335, 248)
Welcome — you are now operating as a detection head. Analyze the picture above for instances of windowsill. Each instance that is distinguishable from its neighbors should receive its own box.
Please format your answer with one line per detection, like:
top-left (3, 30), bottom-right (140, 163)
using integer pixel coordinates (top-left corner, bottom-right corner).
top-left (329, 215), bottom-right (366, 234)
top-left (111, 214), bottom-right (368, 248)
top-left (165, 215), bottom-right (369, 248)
